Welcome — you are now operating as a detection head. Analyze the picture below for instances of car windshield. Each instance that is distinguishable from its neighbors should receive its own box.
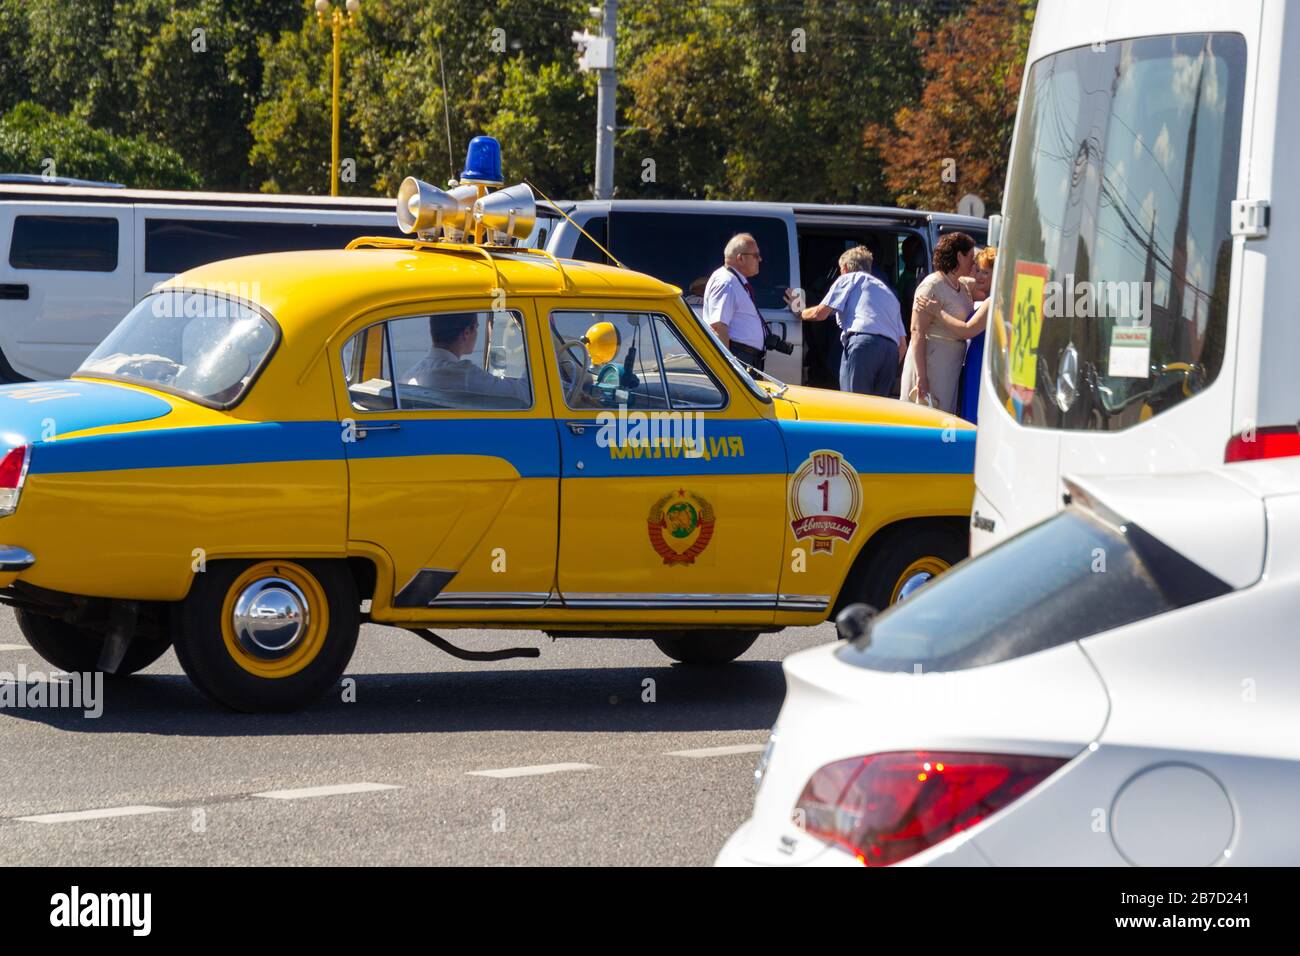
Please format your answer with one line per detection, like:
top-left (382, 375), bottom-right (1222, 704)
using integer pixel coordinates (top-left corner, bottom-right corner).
top-left (685, 297), bottom-right (773, 403)
top-left (77, 290), bottom-right (278, 407)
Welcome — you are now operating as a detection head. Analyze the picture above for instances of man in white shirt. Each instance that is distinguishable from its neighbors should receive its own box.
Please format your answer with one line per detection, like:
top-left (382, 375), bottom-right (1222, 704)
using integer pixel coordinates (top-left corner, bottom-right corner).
top-left (404, 313), bottom-right (530, 407)
top-left (702, 233), bottom-right (770, 370)
top-left (799, 245), bottom-right (905, 397)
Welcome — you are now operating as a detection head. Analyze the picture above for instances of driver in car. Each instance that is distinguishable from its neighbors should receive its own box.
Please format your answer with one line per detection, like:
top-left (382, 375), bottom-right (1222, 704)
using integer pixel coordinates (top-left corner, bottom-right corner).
top-left (404, 313), bottom-right (530, 407)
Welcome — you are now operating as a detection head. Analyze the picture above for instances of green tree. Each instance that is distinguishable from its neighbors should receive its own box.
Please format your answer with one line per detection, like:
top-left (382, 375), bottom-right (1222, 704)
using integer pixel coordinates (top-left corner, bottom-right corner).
top-left (4, 0), bottom-right (301, 188)
top-left (0, 0), bottom-right (34, 114)
top-left (863, 0), bottom-right (1035, 212)
top-left (0, 101), bottom-right (200, 188)
top-left (251, 0), bottom-right (589, 195)
top-left (483, 60), bottom-right (594, 200)
top-left (621, 1), bottom-right (949, 203)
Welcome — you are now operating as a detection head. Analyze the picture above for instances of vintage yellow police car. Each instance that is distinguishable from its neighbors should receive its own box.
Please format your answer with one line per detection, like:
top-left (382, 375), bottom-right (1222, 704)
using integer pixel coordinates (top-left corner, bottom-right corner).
top-left (0, 157), bottom-right (974, 712)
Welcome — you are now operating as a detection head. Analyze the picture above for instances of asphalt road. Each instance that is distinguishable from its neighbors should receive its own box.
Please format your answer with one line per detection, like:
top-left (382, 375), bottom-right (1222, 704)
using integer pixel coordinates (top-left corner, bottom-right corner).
top-left (0, 612), bottom-right (833, 866)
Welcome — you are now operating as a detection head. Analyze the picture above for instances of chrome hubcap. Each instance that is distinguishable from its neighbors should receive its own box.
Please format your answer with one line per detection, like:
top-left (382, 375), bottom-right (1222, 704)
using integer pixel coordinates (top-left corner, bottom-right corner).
top-left (896, 571), bottom-right (933, 602)
top-left (231, 577), bottom-right (309, 658)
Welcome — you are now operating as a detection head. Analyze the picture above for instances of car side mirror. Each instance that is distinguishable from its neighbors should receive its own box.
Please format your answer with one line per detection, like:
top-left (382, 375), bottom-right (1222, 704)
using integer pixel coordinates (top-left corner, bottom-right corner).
top-left (835, 603), bottom-right (878, 643)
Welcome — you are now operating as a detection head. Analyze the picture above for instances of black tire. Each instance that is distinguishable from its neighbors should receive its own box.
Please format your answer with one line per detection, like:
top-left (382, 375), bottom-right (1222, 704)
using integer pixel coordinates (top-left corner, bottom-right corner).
top-left (173, 559), bottom-right (359, 713)
top-left (652, 630), bottom-right (758, 665)
top-left (844, 521), bottom-right (967, 613)
top-left (15, 608), bottom-right (171, 675)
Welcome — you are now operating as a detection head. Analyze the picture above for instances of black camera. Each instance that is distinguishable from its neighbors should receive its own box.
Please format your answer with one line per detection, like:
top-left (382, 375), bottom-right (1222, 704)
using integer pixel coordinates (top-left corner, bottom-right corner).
top-left (765, 332), bottom-right (794, 355)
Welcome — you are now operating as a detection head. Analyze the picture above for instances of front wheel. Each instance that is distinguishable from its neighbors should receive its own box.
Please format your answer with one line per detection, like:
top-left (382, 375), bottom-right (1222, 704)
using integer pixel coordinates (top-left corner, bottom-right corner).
top-left (16, 608), bottom-right (171, 675)
top-left (847, 522), bottom-right (967, 612)
top-left (652, 631), bottom-right (758, 665)
top-left (173, 559), bottom-right (359, 712)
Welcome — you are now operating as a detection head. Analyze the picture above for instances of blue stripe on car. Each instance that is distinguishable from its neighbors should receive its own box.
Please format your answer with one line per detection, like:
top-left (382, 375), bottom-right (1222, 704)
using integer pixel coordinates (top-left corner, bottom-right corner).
top-left (23, 417), bottom-right (973, 478)
top-left (778, 420), bottom-right (975, 475)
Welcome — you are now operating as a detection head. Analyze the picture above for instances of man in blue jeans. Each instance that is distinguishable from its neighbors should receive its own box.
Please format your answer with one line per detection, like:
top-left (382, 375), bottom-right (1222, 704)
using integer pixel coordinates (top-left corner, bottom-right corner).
top-left (797, 245), bottom-right (905, 397)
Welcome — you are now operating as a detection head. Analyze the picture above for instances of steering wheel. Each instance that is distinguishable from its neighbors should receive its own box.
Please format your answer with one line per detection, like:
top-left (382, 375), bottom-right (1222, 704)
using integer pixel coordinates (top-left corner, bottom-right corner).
top-left (557, 338), bottom-right (593, 406)
top-left (116, 356), bottom-right (183, 384)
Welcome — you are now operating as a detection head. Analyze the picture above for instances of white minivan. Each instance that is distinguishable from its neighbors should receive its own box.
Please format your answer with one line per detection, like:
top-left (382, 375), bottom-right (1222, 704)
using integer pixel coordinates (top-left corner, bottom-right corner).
top-left (534, 199), bottom-right (987, 387)
top-left (0, 182), bottom-right (399, 381)
top-left (972, 0), bottom-right (1296, 553)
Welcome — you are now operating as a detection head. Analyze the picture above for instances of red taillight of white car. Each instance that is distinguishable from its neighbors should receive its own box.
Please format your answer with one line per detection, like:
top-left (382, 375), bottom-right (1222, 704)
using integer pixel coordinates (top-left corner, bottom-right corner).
top-left (794, 751), bottom-right (1067, 866)
top-left (0, 444), bottom-right (31, 516)
top-left (1225, 426), bottom-right (1300, 462)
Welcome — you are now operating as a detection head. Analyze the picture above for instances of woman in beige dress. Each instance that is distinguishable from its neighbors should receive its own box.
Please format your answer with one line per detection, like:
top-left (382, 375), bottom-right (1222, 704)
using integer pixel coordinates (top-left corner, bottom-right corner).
top-left (900, 232), bottom-right (982, 412)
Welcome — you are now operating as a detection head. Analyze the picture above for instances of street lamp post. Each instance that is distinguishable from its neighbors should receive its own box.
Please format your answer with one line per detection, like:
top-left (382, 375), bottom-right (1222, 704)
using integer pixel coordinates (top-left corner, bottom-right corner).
top-left (315, 0), bottom-right (361, 196)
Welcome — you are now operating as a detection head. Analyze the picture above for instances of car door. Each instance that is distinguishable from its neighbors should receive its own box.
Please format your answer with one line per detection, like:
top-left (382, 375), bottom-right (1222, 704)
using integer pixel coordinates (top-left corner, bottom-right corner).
top-left (0, 203), bottom-right (134, 380)
top-left (334, 297), bottom-right (561, 619)
top-left (539, 297), bottom-right (786, 625)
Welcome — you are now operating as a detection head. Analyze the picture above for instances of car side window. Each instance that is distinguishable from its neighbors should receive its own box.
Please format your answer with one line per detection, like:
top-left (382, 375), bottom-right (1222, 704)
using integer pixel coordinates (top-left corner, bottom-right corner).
top-left (342, 309), bottom-right (531, 412)
top-left (341, 323), bottom-right (395, 411)
top-left (550, 310), bottom-right (723, 412)
top-left (652, 315), bottom-right (725, 409)
top-left (9, 215), bottom-right (119, 272)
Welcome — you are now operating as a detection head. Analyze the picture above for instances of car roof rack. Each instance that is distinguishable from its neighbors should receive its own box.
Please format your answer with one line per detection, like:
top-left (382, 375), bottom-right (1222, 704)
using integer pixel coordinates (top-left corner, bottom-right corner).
top-left (345, 236), bottom-right (573, 294)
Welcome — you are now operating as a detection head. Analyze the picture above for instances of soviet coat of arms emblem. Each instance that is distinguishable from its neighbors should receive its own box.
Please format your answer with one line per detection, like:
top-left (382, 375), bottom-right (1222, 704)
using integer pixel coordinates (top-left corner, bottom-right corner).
top-left (647, 489), bottom-right (716, 565)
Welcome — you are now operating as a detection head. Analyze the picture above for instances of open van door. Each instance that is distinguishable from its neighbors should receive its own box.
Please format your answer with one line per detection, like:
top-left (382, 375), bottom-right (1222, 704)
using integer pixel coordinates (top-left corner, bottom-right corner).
top-left (0, 203), bottom-right (134, 381)
top-left (973, 2), bottom-right (1260, 553)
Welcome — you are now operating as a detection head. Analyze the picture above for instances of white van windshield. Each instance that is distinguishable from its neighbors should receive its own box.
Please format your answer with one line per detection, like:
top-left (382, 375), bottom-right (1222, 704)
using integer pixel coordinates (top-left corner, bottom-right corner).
top-left (990, 33), bottom-right (1246, 431)
top-left (77, 290), bottom-right (278, 407)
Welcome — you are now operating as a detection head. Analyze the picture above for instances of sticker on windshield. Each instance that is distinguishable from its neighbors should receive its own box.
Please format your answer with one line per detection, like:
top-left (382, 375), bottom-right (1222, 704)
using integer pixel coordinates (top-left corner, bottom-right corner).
top-left (1107, 325), bottom-right (1151, 378)
top-left (1010, 261), bottom-right (1048, 393)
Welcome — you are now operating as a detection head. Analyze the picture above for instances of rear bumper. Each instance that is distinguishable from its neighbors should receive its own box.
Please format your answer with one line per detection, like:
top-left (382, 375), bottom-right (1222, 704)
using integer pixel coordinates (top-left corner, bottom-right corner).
top-left (0, 545), bottom-right (34, 585)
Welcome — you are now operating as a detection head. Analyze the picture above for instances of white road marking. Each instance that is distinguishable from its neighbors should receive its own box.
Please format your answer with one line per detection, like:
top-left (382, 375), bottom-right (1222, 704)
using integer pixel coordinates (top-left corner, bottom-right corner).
top-left (18, 805), bottom-right (174, 824)
top-left (251, 782), bottom-right (401, 800)
top-left (0, 673), bottom-right (71, 683)
top-left (666, 744), bottom-right (767, 758)
top-left (0, 644), bottom-right (28, 651)
top-left (467, 762), bottom-right (597, 778)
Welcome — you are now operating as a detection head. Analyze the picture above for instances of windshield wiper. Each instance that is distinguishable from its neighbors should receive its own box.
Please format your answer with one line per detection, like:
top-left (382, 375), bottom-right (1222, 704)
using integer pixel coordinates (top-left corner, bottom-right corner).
top-left (746, 364), bottom-right (791, 398)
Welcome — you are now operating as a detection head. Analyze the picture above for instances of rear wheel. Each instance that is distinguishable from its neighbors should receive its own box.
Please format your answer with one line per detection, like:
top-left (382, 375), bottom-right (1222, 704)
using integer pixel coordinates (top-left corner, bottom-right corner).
top-left (173, 559), bottom-right (359, 712)
top-left (845, 522), bottom-right (967, 613)
top-left (16, 608), bottom-right (171, 675)
top-left (652, 630), bottom-right (758, 665)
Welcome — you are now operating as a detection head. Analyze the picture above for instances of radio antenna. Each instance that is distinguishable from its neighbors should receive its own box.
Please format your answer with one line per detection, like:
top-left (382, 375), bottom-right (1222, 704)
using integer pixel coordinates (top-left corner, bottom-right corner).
top-left (437, 38), bottom-right (455, 182)
top-left (525, 178), bottom-right (626, 270)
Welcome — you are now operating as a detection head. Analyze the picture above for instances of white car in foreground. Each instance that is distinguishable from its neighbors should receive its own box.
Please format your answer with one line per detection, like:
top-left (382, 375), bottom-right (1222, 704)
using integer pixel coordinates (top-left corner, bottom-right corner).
top-left (718, 459), bottom-right (1300, 866)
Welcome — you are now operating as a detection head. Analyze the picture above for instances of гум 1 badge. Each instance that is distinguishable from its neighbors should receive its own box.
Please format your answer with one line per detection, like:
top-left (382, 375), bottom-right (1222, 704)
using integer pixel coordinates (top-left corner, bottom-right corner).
top-left (789, 449), bottom-right (861, 554)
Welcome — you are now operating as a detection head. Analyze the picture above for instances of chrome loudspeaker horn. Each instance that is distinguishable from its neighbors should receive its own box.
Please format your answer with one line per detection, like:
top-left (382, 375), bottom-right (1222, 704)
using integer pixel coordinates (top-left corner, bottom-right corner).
top-left (473, 182), bottom-right (536, 244)
top-left (396, 177), bottom-right (458, 237)
top-left (439, 184), bottom-right (481, 242)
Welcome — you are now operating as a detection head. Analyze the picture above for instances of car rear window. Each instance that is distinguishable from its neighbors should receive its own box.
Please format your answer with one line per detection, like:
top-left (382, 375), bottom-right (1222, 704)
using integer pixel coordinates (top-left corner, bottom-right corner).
top-left (837, 509), bottom-right (1232, 673)
top-left (989, 33), bottom-right (1246, 431)
top-left (9, 215), bottom-right (118, 271)
top-left (77, 290), bottom-right (278, 408)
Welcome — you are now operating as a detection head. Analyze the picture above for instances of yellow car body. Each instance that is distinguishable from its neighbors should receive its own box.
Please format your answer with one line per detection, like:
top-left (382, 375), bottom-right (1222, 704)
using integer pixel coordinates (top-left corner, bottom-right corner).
top-left (0, 238), bottom-right (974, 710)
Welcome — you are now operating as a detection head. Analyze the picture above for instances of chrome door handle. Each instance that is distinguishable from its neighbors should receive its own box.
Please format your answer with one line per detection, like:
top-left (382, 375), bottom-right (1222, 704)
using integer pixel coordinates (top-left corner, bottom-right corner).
top-left (565, 420), bottom-right (593, 435)
top-left (357, 422), bottom-right (401, 438)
